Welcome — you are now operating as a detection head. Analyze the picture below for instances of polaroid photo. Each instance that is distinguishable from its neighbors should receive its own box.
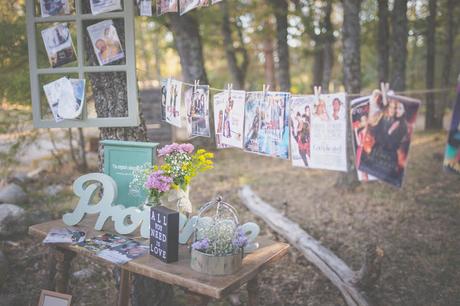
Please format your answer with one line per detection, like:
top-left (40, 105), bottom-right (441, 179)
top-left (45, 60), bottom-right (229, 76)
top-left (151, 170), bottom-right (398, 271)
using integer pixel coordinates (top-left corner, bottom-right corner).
top-left (43, 77), bottom-right (75, 122)
top-left (57, 78), bottom-right (85, 119)
top-left (90, 0), bottom-right (122, 15)
top-left (157, 0), bottom-right (178, 16)
top-left (41, 23), bottom-right (76, 68)
top-left (40, 0), bottom-right (71, 17)
top-left (87, 20), bottom-right (125, 66)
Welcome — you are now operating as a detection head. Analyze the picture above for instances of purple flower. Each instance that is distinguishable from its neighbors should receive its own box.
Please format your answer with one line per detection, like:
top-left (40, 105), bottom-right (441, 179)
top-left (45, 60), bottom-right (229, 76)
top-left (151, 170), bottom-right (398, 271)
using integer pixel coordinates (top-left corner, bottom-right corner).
top-left (232, 228), bottom-right (248, 248)
top-left (145, 170), bottom-right (173, 192)
top-left (192, 238), bottom-right (210, 251)
top-left (158, 143), bottom-right (194, 157)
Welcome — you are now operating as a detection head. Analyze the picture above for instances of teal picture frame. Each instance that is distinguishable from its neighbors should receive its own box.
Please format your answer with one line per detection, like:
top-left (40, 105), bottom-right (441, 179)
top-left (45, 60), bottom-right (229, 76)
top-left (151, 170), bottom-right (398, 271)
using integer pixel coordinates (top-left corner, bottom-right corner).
top-left (102, 140), bottom-right (158, 207)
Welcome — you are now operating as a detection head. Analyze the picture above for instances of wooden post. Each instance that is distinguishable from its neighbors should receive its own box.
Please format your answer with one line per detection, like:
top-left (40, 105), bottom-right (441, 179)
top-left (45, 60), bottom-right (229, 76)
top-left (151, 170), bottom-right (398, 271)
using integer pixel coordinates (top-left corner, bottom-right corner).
top-left (50, 247), bottom-right (76, 293)
top-left (187, 291), bottom-right (210, 306)
top-left (247, 276), bottom-right (259, 306)
top-left (118, 269), bottom-right (131, 306)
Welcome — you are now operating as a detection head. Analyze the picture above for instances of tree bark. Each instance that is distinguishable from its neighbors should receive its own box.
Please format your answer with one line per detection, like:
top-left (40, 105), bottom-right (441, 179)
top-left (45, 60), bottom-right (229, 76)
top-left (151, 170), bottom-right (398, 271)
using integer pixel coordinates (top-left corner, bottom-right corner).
top-left (220, 1), bottom-right (249, 89)
top-left (390, 0), bottom-right (409, 91)
top-left (322, 0), bottom-right (334, 92)
top-left (312, 39), bottom-right (324, 87)
top-left (377, 0), bottom-right (390, 83)
top-left (263, 36), bottom-right (277, 89)
top-left (270, 0), bottom-right (291, 91)
top-left (425, 0), bottom-right (440, 130)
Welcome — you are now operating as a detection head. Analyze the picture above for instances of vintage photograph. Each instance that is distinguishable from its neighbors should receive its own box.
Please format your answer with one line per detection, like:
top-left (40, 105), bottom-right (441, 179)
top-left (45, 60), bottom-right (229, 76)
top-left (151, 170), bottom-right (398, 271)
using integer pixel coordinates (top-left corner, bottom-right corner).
top-left (165, 78), bottom-right (182, 127)
top-left (184, 84), bottom-right (210, 137)
top-left (289, 95), bottom-right (314, 168)
top-left (40, 0), bottom-right (71, 17)
top-left (43, 227), bottom-right (85, 244)
top-left (213, 92), bottom-right (229, 149)
top-left (350, 93), bottom-right (379, 181)
top-left (309, 93), bottom-right (348, 171)
top-left (41, 23), bottom-right (76, 68)
top-left (358, 93), bottom-right (421, 187)
top-left (57, 78), bottom-right (85, 119)
top-left (443, 87), bottom-right (460, 175)
top-left (79, 233), bottom-right (128, 253)
top-left (243, 92), bottom-right (290, 159)
top-left (87, 20), bottom-right (125, 66)
top-left (43, 77), bottom-right (76, 122)
top-left (219, 89), bottom-right (246, 148)
top-left (90, 0), bottom-right (122, 15)
top-left (156, 0), bottom-right (178, 16)
top-left (97, 240), bottom-right (149, 264)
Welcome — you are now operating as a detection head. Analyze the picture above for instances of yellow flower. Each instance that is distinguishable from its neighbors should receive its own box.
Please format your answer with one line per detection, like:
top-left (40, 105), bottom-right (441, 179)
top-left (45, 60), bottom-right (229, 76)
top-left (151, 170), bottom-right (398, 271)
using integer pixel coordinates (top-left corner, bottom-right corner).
top-left (197, 149), bottom-right (206, 155)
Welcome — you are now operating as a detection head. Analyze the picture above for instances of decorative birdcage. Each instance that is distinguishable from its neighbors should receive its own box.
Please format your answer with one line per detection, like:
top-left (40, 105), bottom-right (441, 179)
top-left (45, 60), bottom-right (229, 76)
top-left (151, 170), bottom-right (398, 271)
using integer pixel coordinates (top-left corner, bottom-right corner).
top-left (190, 196), bottom-right (247, 275)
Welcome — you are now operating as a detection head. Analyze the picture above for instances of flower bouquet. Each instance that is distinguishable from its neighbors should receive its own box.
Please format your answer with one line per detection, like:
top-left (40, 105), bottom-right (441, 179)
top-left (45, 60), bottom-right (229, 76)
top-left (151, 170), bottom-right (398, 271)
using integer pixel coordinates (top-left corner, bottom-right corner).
top-left (130, 143), bottom-right (214, 213)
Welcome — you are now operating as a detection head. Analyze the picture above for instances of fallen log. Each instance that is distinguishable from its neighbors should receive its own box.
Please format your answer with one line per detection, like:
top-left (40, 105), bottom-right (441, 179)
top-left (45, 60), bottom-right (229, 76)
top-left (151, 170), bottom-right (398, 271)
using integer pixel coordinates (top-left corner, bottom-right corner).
top-left (239, 186), bottom-right (383, 306)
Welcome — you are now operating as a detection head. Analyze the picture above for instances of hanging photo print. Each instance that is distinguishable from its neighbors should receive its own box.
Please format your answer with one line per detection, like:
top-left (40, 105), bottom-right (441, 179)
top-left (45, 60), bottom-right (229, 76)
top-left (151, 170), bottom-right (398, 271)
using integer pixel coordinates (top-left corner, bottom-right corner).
top-left (60, 78), bottom-right (86, 119)
top-left (179, 0), bottom-right (208, 15)
top-left (160, 79), bottom-right (168, 121)
top-left (139, 0), bottom-right (152, 16)
top-left (289, 96), bottom-right (314, 167)
top-left (358, 93), bottom-right (420, 187)
top-left (443, 85), bottom-right (460, 175)
top-left (87, 20), bottom-right (125, 66)
top-left (243, 91), bottom-right (290, 159)
top-left (90, 0), bottom-right (122, 15)
top-left (350, 93), bottom-right (379, 181)
top-left (213, 92), bottom-right (229, 149)
top-left (40, 0), bottom-right (71, 17)
top-left (43, 77), bottom-right (75, 122)
top-left (165, 79), bottom-right (183, 127)
top-left (184, 84), bottom-right (210, 137)
top-left (41, 23), bottom-right (76, 68)
top-left (157, 0), bottom-right (178, 15)
top-left (219, 89), bottom-right (246, 148)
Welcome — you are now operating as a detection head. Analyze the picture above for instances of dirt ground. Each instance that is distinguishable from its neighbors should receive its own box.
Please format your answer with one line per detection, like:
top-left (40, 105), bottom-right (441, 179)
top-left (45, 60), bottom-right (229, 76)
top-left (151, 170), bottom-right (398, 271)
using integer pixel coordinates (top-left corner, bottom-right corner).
top-left (1, 131), bottom-right (459, 306)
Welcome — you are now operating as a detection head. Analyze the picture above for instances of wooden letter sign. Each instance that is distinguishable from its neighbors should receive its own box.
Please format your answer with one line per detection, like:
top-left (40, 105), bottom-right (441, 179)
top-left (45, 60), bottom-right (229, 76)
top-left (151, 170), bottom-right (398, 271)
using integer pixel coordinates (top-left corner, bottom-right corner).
top-left (150, 206), bottom-right (179, 263)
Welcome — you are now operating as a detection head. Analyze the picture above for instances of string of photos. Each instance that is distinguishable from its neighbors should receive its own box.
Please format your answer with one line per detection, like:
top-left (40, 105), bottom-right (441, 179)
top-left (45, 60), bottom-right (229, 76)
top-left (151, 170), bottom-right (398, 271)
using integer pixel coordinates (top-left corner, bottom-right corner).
top-left (160, 77), bottom-right (431, 188)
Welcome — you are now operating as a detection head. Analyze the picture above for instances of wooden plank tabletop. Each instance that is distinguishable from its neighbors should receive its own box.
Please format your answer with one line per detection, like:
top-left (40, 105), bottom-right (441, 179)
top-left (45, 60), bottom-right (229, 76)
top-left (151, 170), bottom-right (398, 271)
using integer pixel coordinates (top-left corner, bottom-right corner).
top-left (29, 216), bottom-right (289, 299)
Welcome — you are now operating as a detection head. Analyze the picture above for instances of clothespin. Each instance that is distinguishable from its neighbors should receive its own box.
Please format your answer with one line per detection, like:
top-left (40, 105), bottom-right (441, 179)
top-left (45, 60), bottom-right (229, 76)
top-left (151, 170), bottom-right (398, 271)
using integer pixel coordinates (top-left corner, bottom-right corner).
top-left (314, 86), bottom-right (322, 102)
top-left (263, 84), bottom-right (270, 96)
top-left (380, 82), bottom-right (389, 106)
top-left (227, 83), bottom-right (233, 97)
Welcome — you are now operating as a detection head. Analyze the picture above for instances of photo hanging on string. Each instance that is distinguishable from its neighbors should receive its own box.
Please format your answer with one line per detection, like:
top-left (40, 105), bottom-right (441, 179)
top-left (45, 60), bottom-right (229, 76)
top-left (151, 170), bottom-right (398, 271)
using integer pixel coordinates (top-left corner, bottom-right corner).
top-left (41, 23), bottom-right (76, 68)
top-left (443, 85), bottom-right (460, 175)
top-left (39, 0), bottom-right (71, 17)
top-left (87, 20), bottom-right (125, 66)
top-left (213, 92), bottom-right (229, 149)
top-left (165, 78), bottom-right (183, 128)
top-left (43, 77), bottom-right (75, 122)
top-left (289, 95), bottom-right (314, 168)
top-left (90, 0), bottom-right (122, 15)
top-left (184, 84), bottom-right (210, 137)
top-left (358, 93), bottom-right (421, 187)
top-left (160, 79), bottom-right (168, 121)
top-left (179, 0), bottom-right (208, 15)
top-left (219, 89), bottom-right (246, 148)
top-left (156, 0), bottom-right (178, 16)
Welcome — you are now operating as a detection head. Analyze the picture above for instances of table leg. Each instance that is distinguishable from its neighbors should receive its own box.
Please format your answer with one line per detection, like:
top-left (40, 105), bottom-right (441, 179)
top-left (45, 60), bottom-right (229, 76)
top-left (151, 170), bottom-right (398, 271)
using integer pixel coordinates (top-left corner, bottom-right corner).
top-left (187, 291), bottom-right (210, 306)
top-left (50, 247), bottom-right (76, 293)
top-left (117, 269), bottom-right (130, 306)
top-left (247, 276), bottom-right (259, 306)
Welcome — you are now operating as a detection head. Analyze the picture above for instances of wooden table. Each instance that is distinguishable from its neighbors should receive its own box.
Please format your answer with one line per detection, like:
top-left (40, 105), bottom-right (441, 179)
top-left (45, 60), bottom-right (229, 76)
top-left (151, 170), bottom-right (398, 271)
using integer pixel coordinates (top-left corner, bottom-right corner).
top-left (29, 217), bottom-right (289, 306)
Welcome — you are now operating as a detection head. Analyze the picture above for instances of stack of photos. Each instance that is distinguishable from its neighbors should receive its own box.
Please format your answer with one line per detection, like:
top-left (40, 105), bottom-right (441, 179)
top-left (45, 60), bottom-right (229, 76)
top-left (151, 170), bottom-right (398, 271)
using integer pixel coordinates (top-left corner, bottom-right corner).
top-left (165, 79), bottom-right (183, 127)
top-left (41, 23), bottom-right (76, 68)
top-left (184, 84), bottom-right (210, 137)
top-left (350, 92), bottom-right (380, 181)
top-left (217, 89), bottom-right (246, 148)
top-left (43, 227), bottom-right (86, 244)
top-left (40, 0), bottom-right (71, 17)
top-left (309, 93), bottom-right (348, 172)
top-left (156, 0), bottom-right (178, 16)
top-left (213, 92), bottom-right (229, 149)
top-left (179, 0), bottom-right (208, 15)
top-left (87, 20), bottom-right (125, 66)
top-left (358, 93), bottom-right (420, 187)
top-left (80, 233), bottom-right (149, 265)
top-left (43, 77), bottom-right (85, 122)
top-left (139, 0), bottom-right (153, 16)
top-left (243, 92), bottom-right (291, 159)
top-left (90, 0), bottom-right (122, 15)
top-left (443, 86), bottom-right (460, 175)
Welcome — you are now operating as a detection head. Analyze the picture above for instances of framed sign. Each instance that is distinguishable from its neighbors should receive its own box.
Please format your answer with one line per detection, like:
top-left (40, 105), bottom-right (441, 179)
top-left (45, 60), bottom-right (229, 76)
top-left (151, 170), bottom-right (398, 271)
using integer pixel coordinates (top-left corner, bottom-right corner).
top-left (150, 206), bottom-right (179, 263)
top-left (26, 0), bottom-right (139, 128)
top-left (102, 140), bottom-right (158, 207)
top-left (38, 290), bottom-right (72, 306)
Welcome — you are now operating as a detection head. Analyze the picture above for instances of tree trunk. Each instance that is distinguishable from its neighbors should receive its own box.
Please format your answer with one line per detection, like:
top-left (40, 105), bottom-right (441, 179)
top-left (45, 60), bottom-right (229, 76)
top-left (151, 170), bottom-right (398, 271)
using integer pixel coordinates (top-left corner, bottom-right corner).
top-left (220, 1), bottom-right (249, 89)
top-left (263, 36), bottom-right (277, 89)
top-left (390, 0), bottom-right (408, 91)
top-left (425, 0), bottom-right (440, 130)
top-left (337, 0), bottom-right (361, 189)
top-left (322, 0), bottom-right (334, 92)
top-left (270, 0), bottom-right (291, 91)
top-left (377, 0), bottom-right (390, 83)
top-left (312, 37), bottom-right (324, 87)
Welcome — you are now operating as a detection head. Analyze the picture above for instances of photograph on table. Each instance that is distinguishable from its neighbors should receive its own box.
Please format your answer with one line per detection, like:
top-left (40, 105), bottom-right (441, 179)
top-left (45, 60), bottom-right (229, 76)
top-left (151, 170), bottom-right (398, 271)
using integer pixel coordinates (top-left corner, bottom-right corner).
top-left (157, 0), bottom-right (178, 15)
top-left (350, 93), bottom-right (379, 181)
top-left (165, 78), bottom-right (182, 127)
top-left (358, 93), bottom-right (420, 187)
top-left (213, 92), bottom-right (229, 149)
top-left (79, 233), bottom-right (128, 253)
top-left (243, 92), bottom-right (290, 159)
top-left (309, 93), bottom-right (348, 172)
top-left (179, 0), bottom-right (208, 15)
top-left (87, 20), bottom-right (125, 66)
top-left (443, 85), bottom-right (460, 175)
top-left (219, 89), bottom-right (246, 148)
top-left (90, 0), bottom-right (122, 15)
top-left (289, 95), bottom-right (314, 168)
top-left (184, 84), bottom-right (210, 137)
top-left (43, 77), bottom-right (75, 122)
top-left (97, 240), bottom-right (149, 264)
top-left (41, 23), bottom-right (76, 68)
top-left (42, 227), bottom-right (85, 244)
top-left (40, 0), bottom-right (71, 17)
